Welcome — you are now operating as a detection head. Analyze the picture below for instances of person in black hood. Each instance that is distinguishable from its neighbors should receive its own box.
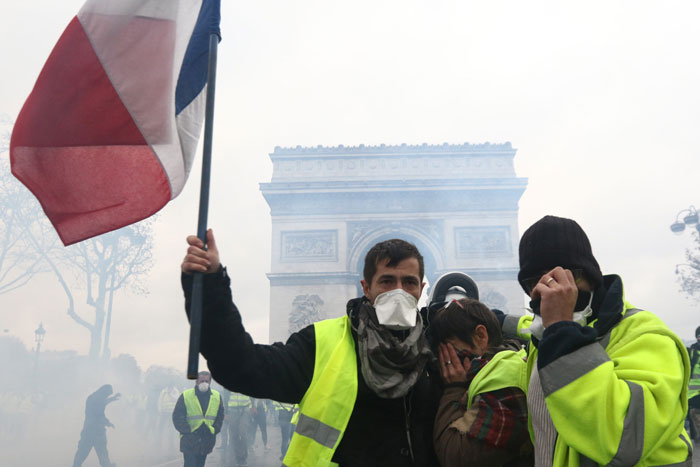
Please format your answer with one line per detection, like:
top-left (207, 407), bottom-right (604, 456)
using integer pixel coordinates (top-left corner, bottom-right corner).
top-left (180, 230), bottom-right (441, 467)
top-left (72, 384), bottom-right (119, 467)
top-left (501, 215), bottom-right (692, 466)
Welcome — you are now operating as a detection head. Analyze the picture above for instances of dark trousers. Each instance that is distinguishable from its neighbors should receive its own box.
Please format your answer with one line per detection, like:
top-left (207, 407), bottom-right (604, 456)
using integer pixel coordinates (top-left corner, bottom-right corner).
top-left (227, 408), bottom-right (249, 465)
top-left (248, 409), bottom-right (267, 447)
top-left (183, 452), bottom-right (207, 467)
top-left (219, 417), bottom-right (229, 448)
top-left (688, 395), bottom-right (700, 441)
top-left (72, 431), bottom-right (112, 467)
top-left (279, 420), bottom-right (294, 457)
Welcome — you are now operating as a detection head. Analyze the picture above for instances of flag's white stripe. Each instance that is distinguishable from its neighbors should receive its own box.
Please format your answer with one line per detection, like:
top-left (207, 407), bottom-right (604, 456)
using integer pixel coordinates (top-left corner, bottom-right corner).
top-left (174, 84), bottom-right (207, 195)
top-left (78, 0), bottom-right (203, 198)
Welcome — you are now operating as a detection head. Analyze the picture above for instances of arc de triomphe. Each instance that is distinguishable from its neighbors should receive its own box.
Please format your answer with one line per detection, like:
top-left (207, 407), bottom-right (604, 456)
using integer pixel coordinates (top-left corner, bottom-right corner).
top-left (260, 142), bottom-right (528, 343)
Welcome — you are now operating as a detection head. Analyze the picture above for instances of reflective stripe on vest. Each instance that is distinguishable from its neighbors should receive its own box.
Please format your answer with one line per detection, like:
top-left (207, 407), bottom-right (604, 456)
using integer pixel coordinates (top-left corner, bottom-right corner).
top-left (182, 388), bottom-right (221, 434)
top-left (467, 347), bottom-right (528, 409)
top-left (283, 315), bottom-right (358, 467)
top-left (273, 401), bottom-right (295, 413)
top-left (228, 393), bottom-right (250, 408)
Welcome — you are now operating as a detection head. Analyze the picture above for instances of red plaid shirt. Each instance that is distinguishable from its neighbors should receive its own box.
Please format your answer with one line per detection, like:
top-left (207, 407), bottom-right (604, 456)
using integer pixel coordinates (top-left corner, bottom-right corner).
top-left (457, 356), bottom-right (530, 449)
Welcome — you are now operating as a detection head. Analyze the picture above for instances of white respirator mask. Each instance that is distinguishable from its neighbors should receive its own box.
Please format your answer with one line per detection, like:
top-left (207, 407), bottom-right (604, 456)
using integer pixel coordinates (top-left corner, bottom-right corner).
top-left (197, 382), bottom-right (210, 392)
top-left (372, 289), bottom-right (419, 330)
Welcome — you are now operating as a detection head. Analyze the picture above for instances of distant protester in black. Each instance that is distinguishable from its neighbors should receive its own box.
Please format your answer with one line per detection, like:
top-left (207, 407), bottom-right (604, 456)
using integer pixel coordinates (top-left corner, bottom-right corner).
top-left (72, 384), bottom-right (119, 467)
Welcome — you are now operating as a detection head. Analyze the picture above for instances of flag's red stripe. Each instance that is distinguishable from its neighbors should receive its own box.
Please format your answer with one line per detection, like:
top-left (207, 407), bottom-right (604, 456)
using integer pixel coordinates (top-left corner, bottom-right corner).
top-left (10, 17), bottom-right (170, 245)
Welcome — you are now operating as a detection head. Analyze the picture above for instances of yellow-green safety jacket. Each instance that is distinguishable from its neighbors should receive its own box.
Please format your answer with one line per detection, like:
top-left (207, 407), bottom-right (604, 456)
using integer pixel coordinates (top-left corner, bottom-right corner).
top-left (689, 345), bottom-right (700, 400)
top-left (290, 405), bottom-right (300, 426)
top-left (283, 315), bottom-right (358, 467)
top-left (503, 286), bottom-right (692, 466)
top-left (182, 388), bottom-right (221, 434)
top-left (466, 347), bottom-right (529, 409)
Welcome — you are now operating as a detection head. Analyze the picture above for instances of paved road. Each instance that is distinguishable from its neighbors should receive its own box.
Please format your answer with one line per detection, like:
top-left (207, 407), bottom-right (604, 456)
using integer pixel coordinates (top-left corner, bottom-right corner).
top-left (150, 431), bottom-right (700, 466)
top-left (199, 424), bottom-right (285, 467)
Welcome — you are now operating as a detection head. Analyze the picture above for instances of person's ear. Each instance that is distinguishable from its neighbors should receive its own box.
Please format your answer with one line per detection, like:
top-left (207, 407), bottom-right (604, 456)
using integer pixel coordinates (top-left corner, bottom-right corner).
top-left (475, 324), bottom-right (489, 349)
top-left (361, 279), bottom-right (370, 298)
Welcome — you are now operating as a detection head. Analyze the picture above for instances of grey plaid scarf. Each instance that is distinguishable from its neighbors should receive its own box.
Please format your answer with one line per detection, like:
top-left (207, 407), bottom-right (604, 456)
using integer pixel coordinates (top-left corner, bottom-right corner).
top-left (355, 302), bottom-right (432, 399)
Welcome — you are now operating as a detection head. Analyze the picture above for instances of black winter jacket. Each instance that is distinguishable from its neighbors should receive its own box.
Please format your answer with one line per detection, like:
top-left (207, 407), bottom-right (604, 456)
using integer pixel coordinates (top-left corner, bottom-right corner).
top-left (182, 267), bottom-right (441, 467)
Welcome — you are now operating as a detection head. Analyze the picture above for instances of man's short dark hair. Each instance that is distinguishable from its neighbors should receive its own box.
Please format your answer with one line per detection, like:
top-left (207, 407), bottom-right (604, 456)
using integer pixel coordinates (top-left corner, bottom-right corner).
top-left (428, 298), bottom-right (503, 350)
top-left (363, 239), bottom-right (424, 284)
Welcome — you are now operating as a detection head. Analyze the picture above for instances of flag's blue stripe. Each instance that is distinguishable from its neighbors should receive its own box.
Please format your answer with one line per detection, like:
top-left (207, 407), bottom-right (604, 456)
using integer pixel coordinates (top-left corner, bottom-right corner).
top-left (175, 0), bottom-right (221, 115)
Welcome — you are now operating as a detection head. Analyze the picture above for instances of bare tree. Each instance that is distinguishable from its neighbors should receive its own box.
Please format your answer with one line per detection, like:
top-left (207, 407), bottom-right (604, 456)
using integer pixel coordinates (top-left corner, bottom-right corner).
top-left (677, 231), bottom-right (700, 301)
top-left (1, 115), bottom-right (155, 361)
top-left (33, 221), bottom-right (156, 361)
top-left (69, 222), bottom-right (155, 360)
top-left (0, 116), bottom-right (48, 294)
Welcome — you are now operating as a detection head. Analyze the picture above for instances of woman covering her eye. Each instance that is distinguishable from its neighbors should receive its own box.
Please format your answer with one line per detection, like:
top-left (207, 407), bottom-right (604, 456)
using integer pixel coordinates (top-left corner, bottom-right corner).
top-left (429, 298), bottom-right (533, 467)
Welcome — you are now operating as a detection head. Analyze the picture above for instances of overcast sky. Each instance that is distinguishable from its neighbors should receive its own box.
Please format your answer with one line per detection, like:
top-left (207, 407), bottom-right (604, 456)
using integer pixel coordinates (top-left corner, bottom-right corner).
top-left (1, 0), bottom-right (699, 372)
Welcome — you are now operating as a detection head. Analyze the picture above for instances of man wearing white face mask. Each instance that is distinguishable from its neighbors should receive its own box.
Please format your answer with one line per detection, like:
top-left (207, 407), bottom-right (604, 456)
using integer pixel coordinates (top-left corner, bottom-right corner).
top-left (181, 232), bottom-right (441, 466)
top-left (501, 215), bottom-right (693, 466)
top-left (172, 371), bottom-right (224, 467)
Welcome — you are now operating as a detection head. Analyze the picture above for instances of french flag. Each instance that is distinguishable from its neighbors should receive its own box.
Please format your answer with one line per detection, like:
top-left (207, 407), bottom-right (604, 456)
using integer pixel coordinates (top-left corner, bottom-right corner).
top-left (10, 0), bottom-right (221, 245)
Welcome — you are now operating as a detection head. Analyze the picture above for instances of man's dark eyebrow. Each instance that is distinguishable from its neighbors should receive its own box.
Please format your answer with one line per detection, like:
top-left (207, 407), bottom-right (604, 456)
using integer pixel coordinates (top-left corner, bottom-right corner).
top-left (376, 274), bottom-right (397, 280)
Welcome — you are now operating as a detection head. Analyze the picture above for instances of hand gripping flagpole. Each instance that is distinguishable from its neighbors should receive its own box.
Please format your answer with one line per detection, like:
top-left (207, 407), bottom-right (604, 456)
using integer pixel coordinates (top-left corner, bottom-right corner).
top-left (187, 32), bottom-right (219, 380)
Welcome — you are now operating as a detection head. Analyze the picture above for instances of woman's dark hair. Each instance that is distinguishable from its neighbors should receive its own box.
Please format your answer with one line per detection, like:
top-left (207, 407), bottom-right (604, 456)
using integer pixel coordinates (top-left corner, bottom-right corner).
top-left (428, 298), bottom-right (502, 350)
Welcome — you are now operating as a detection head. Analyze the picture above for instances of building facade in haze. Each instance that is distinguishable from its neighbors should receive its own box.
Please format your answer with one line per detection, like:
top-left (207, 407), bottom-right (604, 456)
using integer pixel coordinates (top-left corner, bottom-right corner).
top-left (260, 142), bottom-right (528, 343)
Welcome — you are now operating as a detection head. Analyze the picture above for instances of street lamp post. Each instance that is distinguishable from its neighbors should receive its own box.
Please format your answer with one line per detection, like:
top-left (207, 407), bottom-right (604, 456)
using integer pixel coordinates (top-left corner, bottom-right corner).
top-left (33, 322), bottom-right (46, 375)
top-left (670, 206), bottom-right (700, 301)
top-left (670, 206), bottom-right (700, 234)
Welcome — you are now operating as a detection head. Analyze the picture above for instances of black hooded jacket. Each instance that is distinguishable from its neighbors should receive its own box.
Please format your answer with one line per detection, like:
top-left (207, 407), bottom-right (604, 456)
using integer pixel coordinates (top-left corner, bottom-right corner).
top-left (81, 385), bottom-right (115, 436)
top-left (182, 267), bottom-right (441, 467)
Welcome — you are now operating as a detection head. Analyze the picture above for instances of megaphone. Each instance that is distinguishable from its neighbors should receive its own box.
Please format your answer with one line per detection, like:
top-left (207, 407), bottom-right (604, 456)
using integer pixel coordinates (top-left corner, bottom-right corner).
top-left (428, 271), bottom-right (479, 311)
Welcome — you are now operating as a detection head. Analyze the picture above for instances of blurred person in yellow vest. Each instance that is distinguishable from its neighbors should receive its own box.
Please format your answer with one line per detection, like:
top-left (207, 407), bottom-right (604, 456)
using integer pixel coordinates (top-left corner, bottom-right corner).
top-left (688, 326), bottom-right (700, 442)
top-left (172, 371), bottom-right (224, 467)
top-left (226, 392), bottom-right (251, 467)
top-left (72, 384), bottom-right (119, 467)
top-left (247, 398), bottom-right (269, 452)
top-left (158, 384), bottom-right (180, 450)
top-left (158, 384), bottom-right (180, 413)
top-left (273, 401), bottom-right (297, 461)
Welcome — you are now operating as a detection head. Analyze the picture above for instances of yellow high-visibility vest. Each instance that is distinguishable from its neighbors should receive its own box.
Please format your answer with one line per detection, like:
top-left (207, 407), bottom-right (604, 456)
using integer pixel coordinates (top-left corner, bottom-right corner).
top-left (228, 392), bottom-right (251, 408)
top-left (290, 405), bottom-right (300, 425)
top-left (158, 388), bottom-right (178, 412)
top-left (283, 315), bottom-right (358, 467)
top-left (689, 347), bottom-right (700, 400)
top-left (466, 347), bottom-right (528, 409)
top-left (182, 388), bottom-right (221, 434)
top-left (524, 303), bottom-right (692, 466)
top-left (273, 401), bottom-right (295, 413)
